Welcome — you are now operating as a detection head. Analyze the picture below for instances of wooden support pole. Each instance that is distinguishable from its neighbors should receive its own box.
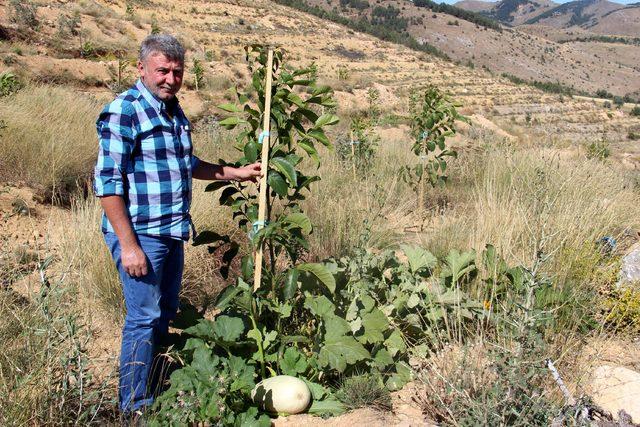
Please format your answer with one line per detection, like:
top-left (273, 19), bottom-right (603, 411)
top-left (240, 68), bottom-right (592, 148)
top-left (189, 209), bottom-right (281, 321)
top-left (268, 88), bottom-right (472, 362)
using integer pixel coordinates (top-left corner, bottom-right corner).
top-left (253, 48), bottom-right (274, 292)
top-left (350, 129), bottom-right (356, 181)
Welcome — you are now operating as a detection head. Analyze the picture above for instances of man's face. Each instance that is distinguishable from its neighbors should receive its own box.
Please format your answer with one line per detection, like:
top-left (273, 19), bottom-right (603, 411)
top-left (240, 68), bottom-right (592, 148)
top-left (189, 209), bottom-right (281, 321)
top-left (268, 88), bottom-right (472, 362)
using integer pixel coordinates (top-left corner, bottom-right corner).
top-left (138, 52), bottom-right (184, 101)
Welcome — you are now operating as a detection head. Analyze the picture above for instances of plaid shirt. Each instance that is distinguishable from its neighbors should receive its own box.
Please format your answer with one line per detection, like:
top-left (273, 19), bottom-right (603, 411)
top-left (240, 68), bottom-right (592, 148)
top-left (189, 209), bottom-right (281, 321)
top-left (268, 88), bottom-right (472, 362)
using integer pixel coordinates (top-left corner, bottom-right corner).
top-left (94, 79), bottom-right (200, 241)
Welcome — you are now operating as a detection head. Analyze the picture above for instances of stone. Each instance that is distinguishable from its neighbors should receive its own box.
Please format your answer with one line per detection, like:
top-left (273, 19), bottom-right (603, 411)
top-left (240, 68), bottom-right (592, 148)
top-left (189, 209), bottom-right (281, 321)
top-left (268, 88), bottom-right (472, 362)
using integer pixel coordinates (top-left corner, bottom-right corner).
top-left (589, 365), bottom-right (640, 423)
top-left (618, 244), bottom-right (640, 287)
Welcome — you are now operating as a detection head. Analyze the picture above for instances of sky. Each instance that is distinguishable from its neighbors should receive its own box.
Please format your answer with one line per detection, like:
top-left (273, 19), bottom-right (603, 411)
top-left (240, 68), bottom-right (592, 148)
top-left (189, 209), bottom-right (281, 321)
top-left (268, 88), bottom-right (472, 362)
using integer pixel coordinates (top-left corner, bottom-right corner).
top-left (440, 0), bottom-right (637, 4)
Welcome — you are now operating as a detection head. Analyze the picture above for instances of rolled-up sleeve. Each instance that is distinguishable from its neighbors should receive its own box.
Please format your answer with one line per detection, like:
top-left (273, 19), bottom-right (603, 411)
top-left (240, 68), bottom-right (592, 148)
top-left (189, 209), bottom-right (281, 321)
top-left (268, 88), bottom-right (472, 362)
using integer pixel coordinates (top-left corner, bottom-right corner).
top-left (191, 154), bottom-right (201, 171)
top-left (93, 100), bottom-right (136, 197)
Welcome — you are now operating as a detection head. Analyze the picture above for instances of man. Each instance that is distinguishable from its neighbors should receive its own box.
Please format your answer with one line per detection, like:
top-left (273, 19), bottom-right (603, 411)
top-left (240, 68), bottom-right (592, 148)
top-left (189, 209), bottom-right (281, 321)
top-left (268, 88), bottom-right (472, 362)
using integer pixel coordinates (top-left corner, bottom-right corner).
top-left (94, 34), bottom-right (261, 414)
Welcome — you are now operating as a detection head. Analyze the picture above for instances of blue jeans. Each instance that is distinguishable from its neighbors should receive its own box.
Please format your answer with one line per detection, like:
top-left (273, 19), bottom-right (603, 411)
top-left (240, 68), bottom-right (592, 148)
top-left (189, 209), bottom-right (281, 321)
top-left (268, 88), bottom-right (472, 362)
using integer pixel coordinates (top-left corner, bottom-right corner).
top-left (104, 232), bottom-right (184, 413)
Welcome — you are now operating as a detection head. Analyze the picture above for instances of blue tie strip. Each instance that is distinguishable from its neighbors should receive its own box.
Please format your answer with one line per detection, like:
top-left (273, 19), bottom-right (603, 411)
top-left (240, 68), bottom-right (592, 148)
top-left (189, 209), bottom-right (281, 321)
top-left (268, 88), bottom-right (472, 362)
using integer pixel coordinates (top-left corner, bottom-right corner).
top-left (258, 131), bottom-right (270, 145)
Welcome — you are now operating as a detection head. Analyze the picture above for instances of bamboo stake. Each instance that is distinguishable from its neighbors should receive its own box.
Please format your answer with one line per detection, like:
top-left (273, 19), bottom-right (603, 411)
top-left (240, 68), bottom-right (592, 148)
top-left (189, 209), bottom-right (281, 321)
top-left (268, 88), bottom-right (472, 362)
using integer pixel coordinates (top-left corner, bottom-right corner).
top-left (350, 129), bottom-right (356, 181)
top-left (253, 48), bottom-right (274, 292)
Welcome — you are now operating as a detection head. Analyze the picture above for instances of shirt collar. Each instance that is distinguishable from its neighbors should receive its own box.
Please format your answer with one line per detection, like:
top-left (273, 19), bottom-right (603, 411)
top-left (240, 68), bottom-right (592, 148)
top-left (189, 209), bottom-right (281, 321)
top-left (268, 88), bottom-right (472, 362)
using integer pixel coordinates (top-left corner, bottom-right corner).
top-left (135, 79), bottom-right (179, 115)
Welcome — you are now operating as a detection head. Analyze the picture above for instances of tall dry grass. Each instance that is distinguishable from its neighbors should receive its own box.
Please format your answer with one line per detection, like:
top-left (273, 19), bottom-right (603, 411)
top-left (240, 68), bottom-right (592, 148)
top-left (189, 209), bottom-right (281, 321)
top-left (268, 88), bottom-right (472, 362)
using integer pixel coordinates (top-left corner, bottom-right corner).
top-left (0, 85), bottom-right (100, 203)
top-left (421, 147), bottom-right (640, 276)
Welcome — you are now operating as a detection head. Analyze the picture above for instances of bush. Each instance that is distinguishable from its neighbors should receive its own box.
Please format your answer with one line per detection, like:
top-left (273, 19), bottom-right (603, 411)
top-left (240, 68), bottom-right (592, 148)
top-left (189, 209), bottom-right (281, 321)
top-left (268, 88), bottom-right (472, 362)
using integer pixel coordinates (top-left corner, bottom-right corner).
top-left (0, 268), bottom-right (116, 424)
top-left (602, 287), bottom-right (640, 334)
top-left (0, 72), bottom-right (22, 97)
top-left (0, 85), bottom-right (101, 203)
top-left (630, 106), bottom-right (640, 117)
top-left (585, 137), bottom-right (610, 161)
top-left (9, 0), bottom-right (38, 28)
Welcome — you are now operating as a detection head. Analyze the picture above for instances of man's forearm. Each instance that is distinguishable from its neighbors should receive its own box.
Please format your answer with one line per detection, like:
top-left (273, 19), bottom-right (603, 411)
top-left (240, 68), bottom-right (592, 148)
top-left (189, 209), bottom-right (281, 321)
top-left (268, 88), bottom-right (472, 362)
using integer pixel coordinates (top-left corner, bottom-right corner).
top-left (99, 195), bottom-right (138, 249)
top-left (192, 160), bottom-right (262, 182)
top-left (192, 160), bottom-right (240, 181)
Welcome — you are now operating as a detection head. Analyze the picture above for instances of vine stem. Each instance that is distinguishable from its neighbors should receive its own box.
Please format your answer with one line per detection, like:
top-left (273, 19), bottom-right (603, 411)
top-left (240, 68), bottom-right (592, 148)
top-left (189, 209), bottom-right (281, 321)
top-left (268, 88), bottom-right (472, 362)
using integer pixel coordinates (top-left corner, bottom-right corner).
top-left (253, 47), bottom-right (274, 292)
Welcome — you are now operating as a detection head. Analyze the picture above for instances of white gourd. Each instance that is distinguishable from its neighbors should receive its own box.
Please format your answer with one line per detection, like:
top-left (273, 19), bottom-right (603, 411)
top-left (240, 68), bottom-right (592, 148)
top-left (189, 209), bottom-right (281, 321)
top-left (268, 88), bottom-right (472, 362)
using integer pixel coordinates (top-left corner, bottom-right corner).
top-left (251, 375), bottom-right (311, 414)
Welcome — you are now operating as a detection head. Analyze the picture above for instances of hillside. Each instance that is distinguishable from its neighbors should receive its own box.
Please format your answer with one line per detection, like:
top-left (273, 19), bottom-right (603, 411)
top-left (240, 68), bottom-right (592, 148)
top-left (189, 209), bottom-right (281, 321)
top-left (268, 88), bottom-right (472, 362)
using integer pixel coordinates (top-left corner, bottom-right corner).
top-left (523, 0), bottom-right (640, 36)
top-left (304, 0), bottom-right (640, 99)
top-left (485, 0), bottom-right (559, 25)
top-left (454, 0), bottom-right (495, 12)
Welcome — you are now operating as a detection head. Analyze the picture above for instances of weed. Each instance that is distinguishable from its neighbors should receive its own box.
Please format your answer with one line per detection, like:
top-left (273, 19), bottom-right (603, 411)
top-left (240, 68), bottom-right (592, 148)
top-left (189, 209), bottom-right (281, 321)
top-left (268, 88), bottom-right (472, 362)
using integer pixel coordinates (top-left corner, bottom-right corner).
top-left (57, 11), bottom-right (81, 38)
top-left (585, 137), bottom-right (610, 161)
top-left (150, 14), bottom-right (160, 34)
top-left (602, 286), bottom-right (640, 334)
top-left (336, 374), bottom-right (392, 411)
top-left (9, 0), bottom-right (38, 29)
top-left (0, 72), bottom-right (22, 97)
top-left (630, 106), bottom-right (640, 117)
top-left (0, 260), bottom-right (117, 424)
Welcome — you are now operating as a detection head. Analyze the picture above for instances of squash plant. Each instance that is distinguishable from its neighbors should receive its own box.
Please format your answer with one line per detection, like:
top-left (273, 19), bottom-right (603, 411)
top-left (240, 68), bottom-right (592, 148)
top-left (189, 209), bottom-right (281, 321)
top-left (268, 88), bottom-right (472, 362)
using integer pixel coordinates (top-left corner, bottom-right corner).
top-left (400, 85), bottom-right (468, 213)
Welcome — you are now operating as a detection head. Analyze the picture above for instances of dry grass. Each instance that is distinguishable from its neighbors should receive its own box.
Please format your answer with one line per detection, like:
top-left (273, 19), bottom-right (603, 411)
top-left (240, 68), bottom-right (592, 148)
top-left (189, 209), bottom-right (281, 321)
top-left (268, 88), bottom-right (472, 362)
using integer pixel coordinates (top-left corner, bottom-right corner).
top-left (420, 147), bottom-right (640, 278)
top-left (0, 85), bottom-right (101, 204)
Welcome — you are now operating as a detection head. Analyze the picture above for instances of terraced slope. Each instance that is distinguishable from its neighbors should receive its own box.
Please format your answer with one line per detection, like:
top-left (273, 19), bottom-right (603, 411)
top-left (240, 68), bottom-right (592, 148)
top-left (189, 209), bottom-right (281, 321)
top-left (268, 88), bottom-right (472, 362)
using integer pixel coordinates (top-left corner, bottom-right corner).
top-left (0, 0), bottom-right (639, 163)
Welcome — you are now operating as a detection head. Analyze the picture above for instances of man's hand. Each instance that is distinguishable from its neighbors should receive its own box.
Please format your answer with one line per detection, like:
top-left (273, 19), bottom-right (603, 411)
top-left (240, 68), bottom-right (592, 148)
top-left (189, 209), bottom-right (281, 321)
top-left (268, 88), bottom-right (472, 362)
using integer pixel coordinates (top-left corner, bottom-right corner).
top-left (121, 244), bottom-right (148, 277)
top-left (233, 162), bottom-right (262, 182)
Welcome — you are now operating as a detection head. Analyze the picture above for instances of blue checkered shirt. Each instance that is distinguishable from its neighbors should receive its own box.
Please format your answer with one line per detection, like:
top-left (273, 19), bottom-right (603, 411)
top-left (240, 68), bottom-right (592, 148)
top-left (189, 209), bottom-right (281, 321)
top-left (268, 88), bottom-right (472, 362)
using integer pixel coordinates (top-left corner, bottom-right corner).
top-left (94, 79), bottom-right (200, 241)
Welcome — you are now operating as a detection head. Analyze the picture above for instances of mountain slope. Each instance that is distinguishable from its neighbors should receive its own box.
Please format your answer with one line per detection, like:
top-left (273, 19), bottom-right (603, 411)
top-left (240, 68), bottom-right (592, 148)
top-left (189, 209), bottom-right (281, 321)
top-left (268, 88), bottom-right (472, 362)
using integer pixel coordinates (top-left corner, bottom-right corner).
top-left (304, 0), bottom-right (640, 98)
top-left (485, 0), bottom-right (558, 25)
top-left (454, 0), bottom-right (494, 12)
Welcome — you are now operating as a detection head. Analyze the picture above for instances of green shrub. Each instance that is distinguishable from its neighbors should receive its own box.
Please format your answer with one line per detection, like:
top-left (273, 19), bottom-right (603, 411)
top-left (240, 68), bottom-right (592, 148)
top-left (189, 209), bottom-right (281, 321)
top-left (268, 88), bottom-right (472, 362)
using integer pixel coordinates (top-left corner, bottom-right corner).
top-left (585, 137), bottom-right (610, 161)
top-left (630, 106), bottom-right (640, 117)
top-left (337, 374), bottom-right (392, 411)
top-left (0, 72), bottom-right (22, 97)
top-left (602, 287), bottom-right (640, 334)
top-left (9, 0), bottom-right (38, 28)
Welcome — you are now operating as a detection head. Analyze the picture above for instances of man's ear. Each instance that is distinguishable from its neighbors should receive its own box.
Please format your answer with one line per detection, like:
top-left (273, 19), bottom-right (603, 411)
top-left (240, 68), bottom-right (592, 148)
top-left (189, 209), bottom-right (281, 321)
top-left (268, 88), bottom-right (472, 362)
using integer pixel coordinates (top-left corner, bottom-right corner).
top-left (137, 60), bottom-right (145, 78)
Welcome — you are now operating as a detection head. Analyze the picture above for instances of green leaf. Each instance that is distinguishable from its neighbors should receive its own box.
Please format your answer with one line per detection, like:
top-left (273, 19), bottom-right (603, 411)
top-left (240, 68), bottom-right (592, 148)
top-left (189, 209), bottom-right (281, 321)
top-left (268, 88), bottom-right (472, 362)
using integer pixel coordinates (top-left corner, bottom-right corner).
top-left (385, 362), bottom-right (412, 391)
top-left (218, 103), bottom-right (242, 113)
top-left (283, 268), bottom-right (299, 300)
top-left (213, 315), bottom-right (246, 342)
top-left (297, 263), bottom-right (336, 294)
top-left (267, 171), bottom-right (288, 197)
top-left (244, 140), bottom-right (259, 163)
top-left (280, 347), bottom-right (308, 375)
top-left (384, 330), bottom-right (406, 357)
top-left (299, 140), bottom-right (320, 167)
top-left (358, 308), bottom-right (388, 344)
top-left (215, 284), bottom-right (244, 311)
top-left (400, 245), bottom-right (437, 274)
top-left (315, 113), bottom-right (339, 128)
top-left (442, 249), bottom-right (477, 285)
top-left (204, 181), bottom-right (230, 192)
top-left (282, 212), bottom-right (312, 234)
top-left (318, 335), bottom-right (370, 372)
top-left (307, 398), bottom-right (346, 416)
top-left (192, 230), bottom-right (229, 247)
top-left (303, 295), bottom-right (335, 317)
top-left (373, 348), bottom-right (394, 368)
top-left (286, 91), bottom-right (305, 107)
top-left (270, 157), bottom-right (297, 187)
top-left (308, 129), bottom-right (330, 147)
top-left (219, 116), bottom-right (247, 128)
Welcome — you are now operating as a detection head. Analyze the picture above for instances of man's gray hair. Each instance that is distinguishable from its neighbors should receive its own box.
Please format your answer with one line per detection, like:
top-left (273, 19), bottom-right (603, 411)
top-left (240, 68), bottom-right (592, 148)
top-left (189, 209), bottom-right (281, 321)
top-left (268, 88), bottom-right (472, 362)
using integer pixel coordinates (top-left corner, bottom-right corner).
top-left (139, 34), bottom-right (185, 63)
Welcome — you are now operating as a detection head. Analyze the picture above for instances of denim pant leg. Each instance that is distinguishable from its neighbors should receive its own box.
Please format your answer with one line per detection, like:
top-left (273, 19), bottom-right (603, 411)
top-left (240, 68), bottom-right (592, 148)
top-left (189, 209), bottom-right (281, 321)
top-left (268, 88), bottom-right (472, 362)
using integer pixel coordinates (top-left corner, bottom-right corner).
top-left (157, 239), bottom-right (184, 340)
top-left (104, 232), bottom-right (180, 413)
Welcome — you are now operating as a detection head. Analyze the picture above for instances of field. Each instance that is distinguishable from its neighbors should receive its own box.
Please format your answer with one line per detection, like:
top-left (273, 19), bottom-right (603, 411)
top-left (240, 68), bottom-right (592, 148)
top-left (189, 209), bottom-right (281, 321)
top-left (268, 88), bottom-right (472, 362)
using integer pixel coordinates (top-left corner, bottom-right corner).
top-left (1, 0), bottom-right (640, 425)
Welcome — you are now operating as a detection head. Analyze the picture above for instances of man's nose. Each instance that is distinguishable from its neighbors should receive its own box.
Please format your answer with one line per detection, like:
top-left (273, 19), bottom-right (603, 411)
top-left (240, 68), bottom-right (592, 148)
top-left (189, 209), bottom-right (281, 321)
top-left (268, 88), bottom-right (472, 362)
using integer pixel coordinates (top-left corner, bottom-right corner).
top-left (166, 71), bottom-right (176, 85)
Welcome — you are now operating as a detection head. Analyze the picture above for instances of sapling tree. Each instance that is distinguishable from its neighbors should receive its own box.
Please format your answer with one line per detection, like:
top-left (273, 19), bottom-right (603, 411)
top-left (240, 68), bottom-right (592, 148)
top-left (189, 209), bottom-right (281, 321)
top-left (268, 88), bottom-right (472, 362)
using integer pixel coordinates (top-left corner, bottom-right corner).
top-left (336, 115), bottom-right (378, 177)
top-left (191, 57), bottom-right (204, 91)
top-left (401, 85), bottom-right (468, 213)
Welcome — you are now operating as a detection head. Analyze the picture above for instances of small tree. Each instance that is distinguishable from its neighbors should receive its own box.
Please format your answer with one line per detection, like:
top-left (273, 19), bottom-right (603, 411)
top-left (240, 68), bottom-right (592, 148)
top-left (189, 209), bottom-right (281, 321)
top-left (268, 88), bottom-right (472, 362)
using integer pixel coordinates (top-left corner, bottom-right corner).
top-left (9, 0), bottom-right (38, 29)
top-left (191, 58), bottom-right (204, 91)
top-left (401, 85), bottom-right (468, 214)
